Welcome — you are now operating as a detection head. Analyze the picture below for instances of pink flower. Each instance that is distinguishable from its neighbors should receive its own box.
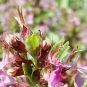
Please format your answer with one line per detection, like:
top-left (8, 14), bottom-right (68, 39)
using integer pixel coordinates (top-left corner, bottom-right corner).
top-left (48, 54), bottom-right (61, 67)
top-left (48, 65), bottom-right (62, 87)
top-left (74, 73), bottom-right (84, 87)
top-left (0, 70), bottom-right (16, 87)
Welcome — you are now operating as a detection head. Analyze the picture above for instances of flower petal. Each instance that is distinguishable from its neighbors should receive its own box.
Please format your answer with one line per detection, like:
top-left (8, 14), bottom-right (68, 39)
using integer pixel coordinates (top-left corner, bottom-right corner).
top-left (48, 66), bottom-right (62, 87)
top-left (74, 73), bottom-right (84, 87)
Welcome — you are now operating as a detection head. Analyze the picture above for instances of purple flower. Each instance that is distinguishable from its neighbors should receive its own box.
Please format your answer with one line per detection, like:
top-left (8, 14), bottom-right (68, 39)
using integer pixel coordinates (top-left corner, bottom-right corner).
top-left (0, 49), bottom-right (15, 70)
top-left (0, 70), bottom-right (16, 87)
top-left (74, 73), bottom-right (84, 87)
top-left (0, 50), bottom-right (16, 86)
top-left (48, 54), bottom-right (61, 67)
top-left (48, 66), bottom-right (62, 87)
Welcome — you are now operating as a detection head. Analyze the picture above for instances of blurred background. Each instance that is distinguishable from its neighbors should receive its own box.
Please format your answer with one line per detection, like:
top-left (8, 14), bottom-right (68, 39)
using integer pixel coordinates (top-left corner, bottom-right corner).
top-left (0, 0), bottom-right (87, 86)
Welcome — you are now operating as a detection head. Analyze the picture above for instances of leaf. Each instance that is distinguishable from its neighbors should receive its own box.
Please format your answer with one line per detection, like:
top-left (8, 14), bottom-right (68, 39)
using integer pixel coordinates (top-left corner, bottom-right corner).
top-left (58, 41), bottom-right (70, 61)
top-left (48, 32), bottom-right (60, 43)
top-left (34, 10), bottom-right (54, 24)
top-left (25, 33), bottom-right (39, 57)
top-left (22, 63), bottom-right (32, 77)
top-left (22, 63), bottom-right (35, 87)
top-left (82, 79), bottom-right (87, 87)
top-left (51, 37), bottom-right (64, 51)
top-left (26, 76), bottom-right (35, 87)
top-left (27, 52), bottom-right (37, 66)
top-left (26, 33), bottom-right (39, 50)
top-left (60, 0), bottom-right (69, 8)
top-left (50, 37), bottom-right (69, 62)
top-left (31, 33), bottom-right (39, 50)
top-left (50, 36), bottom-right (65, 55)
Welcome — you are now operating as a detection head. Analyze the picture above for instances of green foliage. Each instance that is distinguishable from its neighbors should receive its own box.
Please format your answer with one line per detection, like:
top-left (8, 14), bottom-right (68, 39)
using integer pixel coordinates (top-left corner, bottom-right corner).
top-left (22, 2), bottom-right (32, 8)
top-left (27, 52), bottom-right (37, 67)
top-left (60, 0), bottom-right (69, 8)
top-left (0, 0), bottom-right (87, 86)
top-left (0, 21), bottom-right (3, 33)
top-left (22, 63), bottom-right (40, 87)
top-left (9, 20), bottom-right (19, 32)
top-left (47, 32), bottom-right (60, 43)
top-left (26, 33), bottom-right (39, 50)
top-left (0, 0), bottom-right (7, 3)
top-left (22, 63), bottom-right (32, 77)
top-left (25, 33), bottom-right (39, 57)
top-left (82, 79), bottom-right (87, 87)
top-left (34, 10), bottom-right (54, 24)
top-left (58, 41), bottom-right (70, 61)
top-left (22, 63), bottom-right (34, 87)
top-left (51, 37), bottom-right (70, 61)
top-left (51, 36), bottom-right (65, 52)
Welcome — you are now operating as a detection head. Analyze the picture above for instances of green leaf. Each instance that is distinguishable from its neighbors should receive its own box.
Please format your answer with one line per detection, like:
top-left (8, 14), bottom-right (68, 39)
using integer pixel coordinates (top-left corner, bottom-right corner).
top-left (25, 33), bottom-right (39, 57)
top-left (0, 21), bottom-right (3, 33)
top-left (34, 10), bottom-right (54, 24)
top-left (50, 37), bottom-right (70, 62)
top-left (82, 79), bottom-right (87, 87)
top-left (58, 41), bottom-right (70, 61)
top-left (50, 36), bottom-right (65, 52)
top-left (48, 32), bottom-right (60, 43)
top-left (22, 63), bottom-right (35, 87)
top-left (60, 0), bottom-right (69, 8)
top-left (26, 76), bottom-right (35, 87)
top-left (22, 63), bottom-right (32, 77)
top-left (26, 33), bottom-right (39, 50)
top-left (27, 52), bottom-right (37, 67)
top-left (31, 33), bottom-right (39, 50)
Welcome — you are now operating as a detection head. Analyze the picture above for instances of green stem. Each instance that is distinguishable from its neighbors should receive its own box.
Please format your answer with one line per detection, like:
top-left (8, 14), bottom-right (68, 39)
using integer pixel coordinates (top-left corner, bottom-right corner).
top-left (36, 83), bottom-right (42, 87)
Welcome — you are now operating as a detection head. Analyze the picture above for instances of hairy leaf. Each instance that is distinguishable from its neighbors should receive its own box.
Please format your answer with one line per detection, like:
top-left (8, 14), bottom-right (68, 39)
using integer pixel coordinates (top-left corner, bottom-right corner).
top-left (58, 41), bottom-right (70, 61)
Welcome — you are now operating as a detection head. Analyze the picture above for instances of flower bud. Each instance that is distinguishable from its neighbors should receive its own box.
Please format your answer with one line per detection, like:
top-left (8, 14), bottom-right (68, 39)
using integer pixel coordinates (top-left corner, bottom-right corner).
top-left (7, 68), bottom-right (17, 76)
top-left (42, 38), bottom-right (51, 50)
top-left (4, 33), bottom-right (26, 53)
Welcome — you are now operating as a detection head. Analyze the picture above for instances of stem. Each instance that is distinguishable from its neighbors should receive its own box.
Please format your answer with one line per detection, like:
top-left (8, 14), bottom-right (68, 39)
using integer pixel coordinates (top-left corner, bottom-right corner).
top-left (36, 83), bottom-right (42, 87)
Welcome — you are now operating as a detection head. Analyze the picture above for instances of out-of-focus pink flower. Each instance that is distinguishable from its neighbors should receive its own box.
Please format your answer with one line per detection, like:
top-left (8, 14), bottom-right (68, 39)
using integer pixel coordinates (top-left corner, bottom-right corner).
top-left (77, 66), bottom-right (87, 78)
top-left (0, 51), bottom-right (14, 71)
top-left (13, 82), bottom-right (28, 87)
top-left (48, 65), bottom-right (62, 87)
top-left (0, 70), bottom-right (16, 87)
top-left (26, 14), bottom-right (33, 25)
top-left (68, 16), bottom-right (80, 26)
top-left (39, 24), bottom-right (49, 35)
top-left (2, 49), bottom-right (15, 65)
top-left (74, 73), bottom-right (84, 87)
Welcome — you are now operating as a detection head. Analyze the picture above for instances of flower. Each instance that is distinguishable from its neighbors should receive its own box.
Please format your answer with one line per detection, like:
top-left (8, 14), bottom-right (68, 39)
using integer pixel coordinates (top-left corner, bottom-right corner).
top-left (48, 53), bottom-right (61, 67)
top-left (48, 65), bottom-right (62, 87)
top-left (0, 70), bottom-right (16, 87)
top-left (74, 73), bottom-right (84, 87)
top-left (42, 37), bottom-right (51, 50)
top-left (4, 33), bottom-right (26, 53)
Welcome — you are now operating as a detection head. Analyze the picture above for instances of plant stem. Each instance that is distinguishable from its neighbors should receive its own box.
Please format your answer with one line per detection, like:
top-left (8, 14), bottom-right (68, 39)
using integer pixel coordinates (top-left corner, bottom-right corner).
top-left (36, 83), bottom-right (42, 87)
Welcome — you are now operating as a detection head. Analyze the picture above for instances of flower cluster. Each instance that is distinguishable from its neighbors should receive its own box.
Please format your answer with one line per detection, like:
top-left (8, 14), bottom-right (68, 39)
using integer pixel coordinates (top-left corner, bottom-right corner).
top-left (0, 7), bottom-right (87, 87)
